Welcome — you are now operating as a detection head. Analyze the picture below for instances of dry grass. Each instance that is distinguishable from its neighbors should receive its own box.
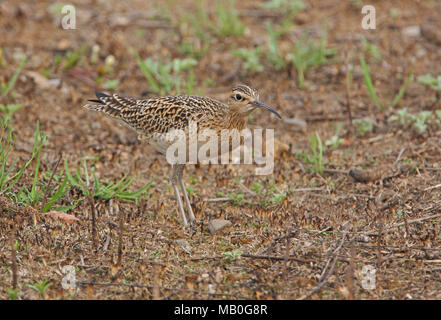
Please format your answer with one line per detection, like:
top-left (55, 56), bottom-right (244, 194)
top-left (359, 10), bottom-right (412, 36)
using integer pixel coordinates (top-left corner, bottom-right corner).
top-left (0, 0), bottom-right (440, 299)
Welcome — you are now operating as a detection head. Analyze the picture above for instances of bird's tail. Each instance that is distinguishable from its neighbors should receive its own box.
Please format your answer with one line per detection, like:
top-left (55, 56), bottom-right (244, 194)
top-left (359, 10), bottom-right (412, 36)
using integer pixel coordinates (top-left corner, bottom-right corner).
top-left (82, 92), bottom-right (132, 118)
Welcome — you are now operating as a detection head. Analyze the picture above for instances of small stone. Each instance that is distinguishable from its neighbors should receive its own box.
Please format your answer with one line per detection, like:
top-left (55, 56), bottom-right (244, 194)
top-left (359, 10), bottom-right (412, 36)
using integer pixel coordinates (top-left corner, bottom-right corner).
top-left (402, 25), bottom-right (420, 37)
top-left (176, 239), bottom-right (191, 254)
top-left (208, 219), bottom-right (232, 234)
top-left (105, 55), bottom-right (116, 67)
top-left (303, 241), bottom-right (313, 247)
top-left (208, 284), bottom-right (216, 294)
top-left (47, 79), bottom-right (61, 87)
top-left (283, 117), bottom-right (307, 131)
top-left (111, 15), bottom-right (130, 27)
top-left (416, 48), bottom-right (427, 57)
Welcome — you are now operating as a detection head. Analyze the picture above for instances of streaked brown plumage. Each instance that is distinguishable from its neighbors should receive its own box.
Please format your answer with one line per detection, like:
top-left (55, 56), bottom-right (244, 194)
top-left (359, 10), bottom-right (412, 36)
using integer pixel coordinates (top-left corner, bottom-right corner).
top-left (83, 84), bottom-right (281, 227)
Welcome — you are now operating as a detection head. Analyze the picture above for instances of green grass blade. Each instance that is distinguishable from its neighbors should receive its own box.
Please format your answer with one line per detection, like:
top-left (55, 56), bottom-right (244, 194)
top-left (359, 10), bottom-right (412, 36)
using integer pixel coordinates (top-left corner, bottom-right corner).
top-left (2, 57), bottom-right (27, 97)
top-left (134, 52), bottom-right (160, 93)
top-left (360, 56), bottom-right (383, 110)
top-left (391, 67), bottom-right (414, 108)
top-left (117, 179), bottom-right (153, 201)
top-left (30, 122), bottom-right (42, 204)
top-left (43, 175), bottom-right (70, 212)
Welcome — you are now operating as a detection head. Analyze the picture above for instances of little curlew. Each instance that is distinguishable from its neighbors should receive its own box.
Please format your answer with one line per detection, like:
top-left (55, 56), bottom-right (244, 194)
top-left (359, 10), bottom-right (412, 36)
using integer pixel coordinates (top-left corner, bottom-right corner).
top-left (83, 85), bottom-right (281, 228)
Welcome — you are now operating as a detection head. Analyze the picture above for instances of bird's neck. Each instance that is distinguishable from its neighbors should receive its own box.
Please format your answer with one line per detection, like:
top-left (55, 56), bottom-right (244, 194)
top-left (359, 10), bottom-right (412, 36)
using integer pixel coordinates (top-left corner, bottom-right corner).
top-left (225, 110), bottom-right (247, 131)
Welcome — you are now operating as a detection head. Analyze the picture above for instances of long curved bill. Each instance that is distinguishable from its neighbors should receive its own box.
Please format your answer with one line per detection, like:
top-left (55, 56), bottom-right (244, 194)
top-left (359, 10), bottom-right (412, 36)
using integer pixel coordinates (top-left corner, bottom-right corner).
top-left (252, 100), bottom-right (282, 119)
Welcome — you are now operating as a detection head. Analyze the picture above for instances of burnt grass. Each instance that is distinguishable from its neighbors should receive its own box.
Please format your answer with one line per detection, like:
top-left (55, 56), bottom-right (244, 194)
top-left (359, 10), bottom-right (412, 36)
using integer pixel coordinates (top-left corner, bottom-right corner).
top-left (0, 0), bottom-right (441, 300)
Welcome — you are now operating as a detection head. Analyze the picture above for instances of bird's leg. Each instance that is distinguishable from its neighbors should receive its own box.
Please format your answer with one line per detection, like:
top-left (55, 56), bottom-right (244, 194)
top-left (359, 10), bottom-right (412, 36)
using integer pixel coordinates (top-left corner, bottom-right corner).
top-left (176, 164), bottom-right (196, 225)
top-left (171, 164), bottom-right (188, 228)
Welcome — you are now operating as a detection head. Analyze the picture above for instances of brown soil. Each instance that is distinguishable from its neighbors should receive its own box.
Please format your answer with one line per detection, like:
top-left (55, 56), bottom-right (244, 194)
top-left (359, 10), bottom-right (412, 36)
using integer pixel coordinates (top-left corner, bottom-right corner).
top-left (0, 0), bottom-right (440, 300)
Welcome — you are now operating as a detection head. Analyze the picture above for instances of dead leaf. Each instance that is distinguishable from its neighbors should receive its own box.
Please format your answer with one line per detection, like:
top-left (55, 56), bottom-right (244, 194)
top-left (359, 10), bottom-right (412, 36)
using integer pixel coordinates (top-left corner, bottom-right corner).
top-left (339, 286), bottom-right (350, 299)
top-left (25, 71), bottom-right (60, 89)
top-left (45, 211), bottom-right (80, 224)
top-left (110, 262), bottom-right (120, 277)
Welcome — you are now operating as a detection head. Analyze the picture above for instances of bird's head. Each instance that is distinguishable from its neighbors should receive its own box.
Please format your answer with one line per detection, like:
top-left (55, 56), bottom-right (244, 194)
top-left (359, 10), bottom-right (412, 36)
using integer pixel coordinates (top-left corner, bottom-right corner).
top-left (228, 84), bottom-right (281, 119)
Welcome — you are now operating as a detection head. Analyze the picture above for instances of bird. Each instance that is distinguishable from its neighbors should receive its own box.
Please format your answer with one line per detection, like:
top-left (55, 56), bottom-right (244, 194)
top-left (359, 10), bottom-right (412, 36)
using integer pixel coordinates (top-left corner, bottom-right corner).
top-left (83, 84), bottom-right (281, 228)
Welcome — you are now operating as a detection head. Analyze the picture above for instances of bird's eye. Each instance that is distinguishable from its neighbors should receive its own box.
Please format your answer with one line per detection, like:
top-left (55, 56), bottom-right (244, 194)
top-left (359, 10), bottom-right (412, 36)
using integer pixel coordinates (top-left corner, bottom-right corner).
top-left (234, 93), bottom-right (243, 101)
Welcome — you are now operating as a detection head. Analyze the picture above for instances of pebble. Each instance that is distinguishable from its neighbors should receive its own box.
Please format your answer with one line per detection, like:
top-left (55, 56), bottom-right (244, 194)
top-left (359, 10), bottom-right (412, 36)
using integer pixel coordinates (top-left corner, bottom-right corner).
top-left (208, 219), bottom-right (232, 235)
top-left (176, 239), bottom-right (191, 254)
top-left (402, 25), bottom-right (420, 37)
top-left (282, 118), bottom-right (307, 131)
